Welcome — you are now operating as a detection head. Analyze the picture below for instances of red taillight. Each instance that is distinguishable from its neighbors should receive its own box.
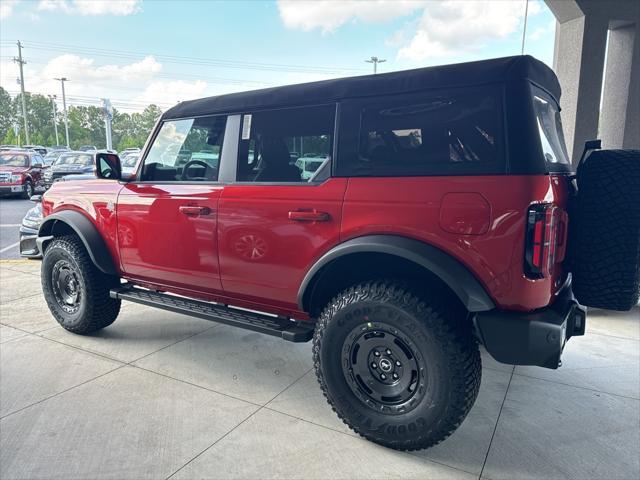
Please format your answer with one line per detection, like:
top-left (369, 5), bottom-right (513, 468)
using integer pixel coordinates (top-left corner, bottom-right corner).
top-left (524, 204), bottom-right (567, 279)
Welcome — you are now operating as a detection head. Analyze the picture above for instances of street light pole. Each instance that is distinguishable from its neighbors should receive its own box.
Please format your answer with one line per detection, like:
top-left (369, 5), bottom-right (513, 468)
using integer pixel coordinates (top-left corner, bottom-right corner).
top-left (365, 56), bottom-right (386, 74)
top-left (49, 95), bottom-right (59, 146)
top-left (14, 40), bottom-right (30, 145)
top-left (55, 77), bottom-right (70, 148)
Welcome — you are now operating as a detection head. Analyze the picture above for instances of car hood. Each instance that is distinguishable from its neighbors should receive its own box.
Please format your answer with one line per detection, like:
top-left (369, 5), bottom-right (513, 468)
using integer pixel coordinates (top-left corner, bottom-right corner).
top-left (0, 165), bottom-right (28, 174)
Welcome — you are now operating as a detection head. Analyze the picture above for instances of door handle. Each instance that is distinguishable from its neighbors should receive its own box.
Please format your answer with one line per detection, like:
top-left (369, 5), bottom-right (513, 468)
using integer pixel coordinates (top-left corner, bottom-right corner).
top-left (179, 205), bottom-right (212, 216)
top-left (288, 210), bottom-right (330, 222)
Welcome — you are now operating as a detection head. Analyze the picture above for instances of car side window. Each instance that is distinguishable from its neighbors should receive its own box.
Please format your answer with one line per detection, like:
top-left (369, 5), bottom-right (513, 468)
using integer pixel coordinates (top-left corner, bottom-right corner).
top-left (32, 154), bottom-right (44, 167)
top-left (141, 115), bottom-right (227, 182)
top-left (338, 88), bottom-right (503, 177)
top-left (236, 104), bottom-right (335, 183)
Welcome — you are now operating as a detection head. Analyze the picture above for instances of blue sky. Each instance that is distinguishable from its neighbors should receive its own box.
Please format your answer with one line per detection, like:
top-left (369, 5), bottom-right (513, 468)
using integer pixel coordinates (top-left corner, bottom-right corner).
top-left (0, 0), bottom-right (557, 112)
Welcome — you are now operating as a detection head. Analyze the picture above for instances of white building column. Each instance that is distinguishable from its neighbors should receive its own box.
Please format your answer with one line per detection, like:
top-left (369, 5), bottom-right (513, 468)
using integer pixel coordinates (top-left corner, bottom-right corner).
top-left (600, 22), bottom-right (640, 149)
top-left (552, 11), bottom-right (608, 162)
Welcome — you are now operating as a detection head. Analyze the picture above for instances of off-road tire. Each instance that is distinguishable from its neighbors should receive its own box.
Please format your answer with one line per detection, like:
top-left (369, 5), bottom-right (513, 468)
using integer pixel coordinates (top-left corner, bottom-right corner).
top-left (42, 235), bottom-right (121, 334)
top-left (313, 280), bottom-right (481, 451)
top-left (21, 180), bottom-right (33, 199)
top-left (572, 149), bottom-right (640, 310)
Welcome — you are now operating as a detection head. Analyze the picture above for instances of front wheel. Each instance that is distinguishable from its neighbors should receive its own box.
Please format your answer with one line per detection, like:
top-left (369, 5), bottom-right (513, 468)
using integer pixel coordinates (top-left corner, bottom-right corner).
top-left (313, 280), bottom-right (481, 451)
top-left (42, 235), bottom-right (121, 334)
top-left (22, 180), bottom-right (33, 199)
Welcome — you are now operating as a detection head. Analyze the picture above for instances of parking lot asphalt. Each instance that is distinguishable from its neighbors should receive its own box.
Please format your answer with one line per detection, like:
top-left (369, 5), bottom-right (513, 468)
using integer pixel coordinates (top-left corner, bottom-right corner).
top-left (0, 259), bottom-right (638, 480)
top-left (0, 198), bottom-right (33, 260)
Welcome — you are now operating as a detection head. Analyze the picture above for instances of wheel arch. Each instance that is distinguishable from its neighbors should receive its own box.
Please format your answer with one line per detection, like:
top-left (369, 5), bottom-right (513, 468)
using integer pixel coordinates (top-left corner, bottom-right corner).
top-left (38, 210), bottom-right (118, 275)
top-left (298, 235), bottom-right (495, 316)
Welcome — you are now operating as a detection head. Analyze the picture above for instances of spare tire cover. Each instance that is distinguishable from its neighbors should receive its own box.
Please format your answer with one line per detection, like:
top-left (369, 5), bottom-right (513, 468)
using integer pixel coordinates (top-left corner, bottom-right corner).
top-left (571, 149), bottom-right (640, 311)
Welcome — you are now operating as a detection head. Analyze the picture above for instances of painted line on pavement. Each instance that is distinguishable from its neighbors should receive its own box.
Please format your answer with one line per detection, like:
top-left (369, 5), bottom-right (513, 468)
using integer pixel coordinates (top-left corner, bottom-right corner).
top-left (0, 224), bottom-right (21, 227)
top-left (0, 242), bottom-right (20, 253)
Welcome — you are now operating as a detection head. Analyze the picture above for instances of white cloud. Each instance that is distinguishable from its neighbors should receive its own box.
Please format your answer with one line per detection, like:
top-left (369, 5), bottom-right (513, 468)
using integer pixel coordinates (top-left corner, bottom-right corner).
top-left (38, 0), bottom-right (141, 16)
top-left (278, 0), bottom-right (546, 62)
top-left (397, 0), bottom-right (535, 61)
top-left (0, 54), bottom-right (165, 111)
top-left (134, 80), bottom-right (208, 106)
top-left (528, 18), bottom-right (556, 42)
top-left (1, 0), bottom-right (19, 19)
top-left (277, 0), bottom-right (425, 33)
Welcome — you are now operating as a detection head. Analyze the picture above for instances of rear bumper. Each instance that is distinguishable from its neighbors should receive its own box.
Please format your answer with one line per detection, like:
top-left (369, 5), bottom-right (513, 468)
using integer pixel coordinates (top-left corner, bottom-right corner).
top-left (475, 282), bottom-right (586, 369)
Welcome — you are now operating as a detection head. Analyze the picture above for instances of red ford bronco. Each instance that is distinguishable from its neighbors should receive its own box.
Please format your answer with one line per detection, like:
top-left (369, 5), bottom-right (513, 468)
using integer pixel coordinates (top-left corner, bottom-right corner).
top-left (36, 56), bottom-right (640, 451)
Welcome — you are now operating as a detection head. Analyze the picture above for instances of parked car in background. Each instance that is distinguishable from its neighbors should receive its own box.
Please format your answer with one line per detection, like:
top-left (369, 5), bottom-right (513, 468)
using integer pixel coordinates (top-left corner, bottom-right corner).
top-left (19, 195), bottom-right (43, 257)
top-left (295, 155), bottom-right (327, 180)
top-left (43, 150), bottom-right (65, 166)
top-left (0, 145), bottom-right (20, 150)
top-left (50, 145), bottom-right (69, 151)
top-left (43, 151), bottom-right (95, 188)
top-left (120, 151), bottom-right (140, 175)
top-left (0, 149), bottom-right (47, 198)
top-left (78, 145), bottom-right (98, 152)
top-left (23, 145), bottom-right (48, 156)
top-left (119, 147), bottom-right (141, 157)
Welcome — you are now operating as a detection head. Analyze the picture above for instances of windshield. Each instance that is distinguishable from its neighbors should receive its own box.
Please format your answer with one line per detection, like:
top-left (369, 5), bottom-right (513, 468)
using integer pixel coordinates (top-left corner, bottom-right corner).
top-left (532, 87), bottom-right (570, 167)
top-left (55, 153), bottom-right (93, 166)
top-left (0, 153), bottom-right (28, 167)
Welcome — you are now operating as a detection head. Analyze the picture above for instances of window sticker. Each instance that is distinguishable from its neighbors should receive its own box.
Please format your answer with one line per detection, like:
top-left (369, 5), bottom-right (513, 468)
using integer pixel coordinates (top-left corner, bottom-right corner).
top-left (242, 114), bottom-right (252, 140)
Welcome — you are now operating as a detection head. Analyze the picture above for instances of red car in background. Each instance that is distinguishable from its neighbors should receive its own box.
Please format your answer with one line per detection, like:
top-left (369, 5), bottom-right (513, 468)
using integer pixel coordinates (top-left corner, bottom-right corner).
top-left (0, 149), bottom-right (47, 199)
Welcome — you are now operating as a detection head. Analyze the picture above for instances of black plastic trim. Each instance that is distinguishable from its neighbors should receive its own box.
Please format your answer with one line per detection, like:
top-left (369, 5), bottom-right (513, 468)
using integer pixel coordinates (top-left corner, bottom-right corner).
top-left (111, 285), bottom-right (314, 342)
top-left (298, 234), bottom-right (496, 313)
top-left (475, 282), bottom-right (586, 369)
top-left (38, 211), bottom-right (118, 275)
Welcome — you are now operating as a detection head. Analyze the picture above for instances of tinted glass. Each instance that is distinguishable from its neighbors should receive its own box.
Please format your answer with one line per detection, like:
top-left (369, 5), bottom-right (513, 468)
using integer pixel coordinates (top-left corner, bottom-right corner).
top-left (237, 105), bottom-right (334, 183)
top-left (341, 89), bottom-right (502, 176)
top-left (142, 115), bottom-right (226, 182)
top-left (532, 88), bottom-right (570, 166)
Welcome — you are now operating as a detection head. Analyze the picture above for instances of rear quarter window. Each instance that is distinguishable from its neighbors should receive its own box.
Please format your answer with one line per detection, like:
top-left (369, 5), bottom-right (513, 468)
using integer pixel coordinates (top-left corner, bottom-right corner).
top-left (532, 86), bottom-right (570, 169)
top-left (337, 86), bottom-right (505, 177)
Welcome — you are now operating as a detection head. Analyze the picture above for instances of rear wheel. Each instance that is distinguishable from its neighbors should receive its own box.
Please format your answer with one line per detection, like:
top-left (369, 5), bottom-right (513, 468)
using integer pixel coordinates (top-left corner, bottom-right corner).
top-left (42, 235), bottom-right (121, 334)
top-left (572, 149), bottom-right (640, 310)
top-left (313, 280), bottom-right (481, 451)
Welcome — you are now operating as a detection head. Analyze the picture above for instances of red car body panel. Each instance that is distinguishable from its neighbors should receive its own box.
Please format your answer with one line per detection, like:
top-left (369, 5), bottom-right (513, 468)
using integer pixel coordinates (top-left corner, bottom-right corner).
top-left (342, 175), bottom-right (569, 312)
top-left (42, 170), bottom-right (569, 318)
top-left (116, 182), bottom-right (224, 294)
top-left (42, 180), bottom-right (122, 268)
top-left (217, 178), bottom-right (347, 313)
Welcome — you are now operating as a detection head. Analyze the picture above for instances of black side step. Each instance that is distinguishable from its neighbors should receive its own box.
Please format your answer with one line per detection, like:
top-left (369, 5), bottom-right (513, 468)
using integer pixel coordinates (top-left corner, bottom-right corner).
top-left (110, 286), bottom-right (314, 342)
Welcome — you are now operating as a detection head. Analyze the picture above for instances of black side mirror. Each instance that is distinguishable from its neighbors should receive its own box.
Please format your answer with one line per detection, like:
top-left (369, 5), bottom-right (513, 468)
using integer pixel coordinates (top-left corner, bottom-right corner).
top-left (95, 153), bottom-right (122, 180)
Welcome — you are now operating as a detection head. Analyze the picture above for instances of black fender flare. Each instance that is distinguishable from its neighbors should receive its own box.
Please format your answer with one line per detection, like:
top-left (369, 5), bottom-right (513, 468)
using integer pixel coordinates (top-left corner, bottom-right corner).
top-left (297, 235), bottom-right (495, 313)
top-left (38, 210), bottom-right (117, 275)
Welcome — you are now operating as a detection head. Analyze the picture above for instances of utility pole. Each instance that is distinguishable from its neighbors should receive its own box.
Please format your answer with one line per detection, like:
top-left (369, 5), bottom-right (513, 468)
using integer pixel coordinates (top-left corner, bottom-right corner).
top-left (365, 56), bottom-right (386, 74)
top-left (55, 77), bottom-right (70, 147)
top-left (102, 98), bottom-right (113, 151)
top-left (13, 41), bottom-right (30, 145)
top-left (521, 0), bottom-right (529, 55)
top-left (49, 95), bottom-right (59, 146)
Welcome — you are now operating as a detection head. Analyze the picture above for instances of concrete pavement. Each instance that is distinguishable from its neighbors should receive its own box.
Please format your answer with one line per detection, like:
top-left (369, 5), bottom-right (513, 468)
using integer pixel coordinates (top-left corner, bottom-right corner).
top-left (1, 259), bottom-right (638, 479)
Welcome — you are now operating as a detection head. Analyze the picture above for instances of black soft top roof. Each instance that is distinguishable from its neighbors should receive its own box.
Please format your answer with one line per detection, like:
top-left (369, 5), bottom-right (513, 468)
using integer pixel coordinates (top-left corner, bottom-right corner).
top-left (162, 55), bottom-right (560, 120)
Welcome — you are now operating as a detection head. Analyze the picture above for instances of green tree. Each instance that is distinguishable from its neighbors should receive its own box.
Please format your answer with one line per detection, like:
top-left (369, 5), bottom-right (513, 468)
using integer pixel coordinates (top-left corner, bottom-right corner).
top-left (0, 87), bottom-right (15, 141)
